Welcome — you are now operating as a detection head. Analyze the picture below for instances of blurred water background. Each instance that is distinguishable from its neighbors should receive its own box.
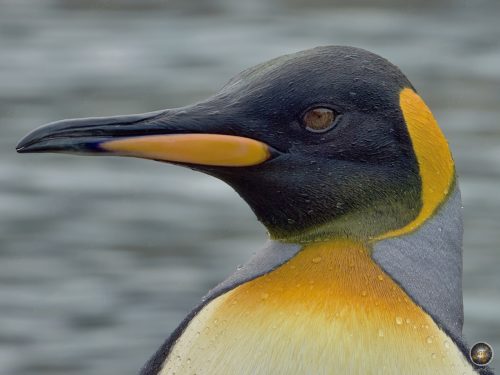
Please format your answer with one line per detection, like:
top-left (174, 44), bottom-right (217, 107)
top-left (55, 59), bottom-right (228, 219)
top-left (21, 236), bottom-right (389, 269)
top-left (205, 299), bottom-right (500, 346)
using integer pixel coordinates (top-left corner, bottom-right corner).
top-left (0, 0), bottom-right (499, 374)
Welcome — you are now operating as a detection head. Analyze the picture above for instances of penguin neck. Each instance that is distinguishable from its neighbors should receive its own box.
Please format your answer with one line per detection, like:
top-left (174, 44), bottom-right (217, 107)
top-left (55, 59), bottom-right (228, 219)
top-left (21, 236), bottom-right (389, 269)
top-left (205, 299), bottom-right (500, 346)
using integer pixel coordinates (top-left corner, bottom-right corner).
top-left (274, 185), bottom-right (465, 338)
top-left (257, 184), bottom-right (465, 338)
top-left (211, 184), bottom-right (464, 340)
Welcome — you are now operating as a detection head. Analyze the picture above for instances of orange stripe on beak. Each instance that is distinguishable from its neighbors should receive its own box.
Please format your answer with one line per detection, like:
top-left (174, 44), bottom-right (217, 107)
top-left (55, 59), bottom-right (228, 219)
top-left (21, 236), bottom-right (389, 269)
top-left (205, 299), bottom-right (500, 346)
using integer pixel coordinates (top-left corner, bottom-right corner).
top-left (100, 134), bottom-right (272, 167)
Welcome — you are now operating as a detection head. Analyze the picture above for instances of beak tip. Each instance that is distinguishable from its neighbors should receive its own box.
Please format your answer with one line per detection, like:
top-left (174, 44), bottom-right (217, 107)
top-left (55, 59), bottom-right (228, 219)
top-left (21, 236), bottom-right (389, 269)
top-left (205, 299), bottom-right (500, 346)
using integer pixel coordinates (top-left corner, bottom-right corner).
top-left (16, 145), bottom-right (32, 153)
top-left (16, 140), bottom-right (29, 153)
top-left (16, 132), bottom-right (38, 153)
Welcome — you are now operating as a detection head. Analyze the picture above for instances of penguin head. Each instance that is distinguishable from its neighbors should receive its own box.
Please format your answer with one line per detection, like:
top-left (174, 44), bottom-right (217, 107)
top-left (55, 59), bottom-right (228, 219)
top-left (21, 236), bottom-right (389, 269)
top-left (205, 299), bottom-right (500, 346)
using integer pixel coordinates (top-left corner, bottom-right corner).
top-left (17, 46), bottom-right (454, 242)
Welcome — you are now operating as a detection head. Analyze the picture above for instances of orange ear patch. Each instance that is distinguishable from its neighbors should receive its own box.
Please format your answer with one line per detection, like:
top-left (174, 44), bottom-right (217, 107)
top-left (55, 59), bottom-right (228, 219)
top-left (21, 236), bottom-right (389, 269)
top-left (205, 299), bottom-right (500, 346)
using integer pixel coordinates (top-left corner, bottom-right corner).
top-left (376, 88), bottom-right (455, 240)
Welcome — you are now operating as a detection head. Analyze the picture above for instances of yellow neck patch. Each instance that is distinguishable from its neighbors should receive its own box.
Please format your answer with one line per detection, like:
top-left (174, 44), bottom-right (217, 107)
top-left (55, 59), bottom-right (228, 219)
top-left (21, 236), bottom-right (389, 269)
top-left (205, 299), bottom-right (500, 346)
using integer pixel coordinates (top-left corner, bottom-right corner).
top-left (376, 88), bottom-right (455, 240)
top-left (162, 240), bottom-right (474, 375)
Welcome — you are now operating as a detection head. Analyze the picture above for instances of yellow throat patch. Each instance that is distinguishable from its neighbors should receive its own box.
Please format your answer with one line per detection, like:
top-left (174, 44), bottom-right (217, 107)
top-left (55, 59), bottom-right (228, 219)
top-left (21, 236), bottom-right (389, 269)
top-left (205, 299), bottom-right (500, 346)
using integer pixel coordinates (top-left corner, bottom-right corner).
top-left (161, 240), bottom-right (475, 375)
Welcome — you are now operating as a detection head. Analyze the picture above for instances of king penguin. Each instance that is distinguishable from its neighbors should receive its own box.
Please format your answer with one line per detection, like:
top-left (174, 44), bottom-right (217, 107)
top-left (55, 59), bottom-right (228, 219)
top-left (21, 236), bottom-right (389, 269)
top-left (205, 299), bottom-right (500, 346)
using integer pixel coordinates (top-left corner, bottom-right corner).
top-left (17, 46), bottom-right (494, 375)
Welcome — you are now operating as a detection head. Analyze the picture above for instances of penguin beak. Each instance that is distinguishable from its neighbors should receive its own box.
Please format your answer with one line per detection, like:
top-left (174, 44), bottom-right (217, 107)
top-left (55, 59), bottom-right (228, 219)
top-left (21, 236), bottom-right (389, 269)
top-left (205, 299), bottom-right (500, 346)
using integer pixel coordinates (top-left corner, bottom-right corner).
top-left (16, 108), bottom-right (275, 167)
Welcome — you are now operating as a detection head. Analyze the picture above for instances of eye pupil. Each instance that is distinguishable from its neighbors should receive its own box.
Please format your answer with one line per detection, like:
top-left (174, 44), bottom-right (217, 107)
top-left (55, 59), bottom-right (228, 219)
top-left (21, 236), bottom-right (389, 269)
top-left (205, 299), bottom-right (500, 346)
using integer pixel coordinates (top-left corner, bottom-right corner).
top-left (303, 108), bottom-right (336, 133)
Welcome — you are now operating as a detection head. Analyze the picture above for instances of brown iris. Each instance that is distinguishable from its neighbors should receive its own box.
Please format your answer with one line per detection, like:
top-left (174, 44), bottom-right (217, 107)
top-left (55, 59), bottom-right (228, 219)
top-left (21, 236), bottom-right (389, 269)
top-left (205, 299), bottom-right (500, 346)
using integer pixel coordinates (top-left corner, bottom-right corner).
top-left (303, 107), bottom-right (336, 133)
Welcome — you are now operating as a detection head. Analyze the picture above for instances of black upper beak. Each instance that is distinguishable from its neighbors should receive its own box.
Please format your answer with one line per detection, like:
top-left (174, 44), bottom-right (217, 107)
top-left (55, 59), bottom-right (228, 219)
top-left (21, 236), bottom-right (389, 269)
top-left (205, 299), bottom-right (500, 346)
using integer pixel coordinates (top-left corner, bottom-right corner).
top-left (16, 110), bottom-right (168, 154)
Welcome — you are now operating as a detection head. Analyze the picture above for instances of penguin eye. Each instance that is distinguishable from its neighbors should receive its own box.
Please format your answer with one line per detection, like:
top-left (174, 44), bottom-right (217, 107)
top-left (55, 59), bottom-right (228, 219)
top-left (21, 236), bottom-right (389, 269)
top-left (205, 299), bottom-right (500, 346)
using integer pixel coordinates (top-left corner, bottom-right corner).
top-left (302, 107), bottom-right (337, 133)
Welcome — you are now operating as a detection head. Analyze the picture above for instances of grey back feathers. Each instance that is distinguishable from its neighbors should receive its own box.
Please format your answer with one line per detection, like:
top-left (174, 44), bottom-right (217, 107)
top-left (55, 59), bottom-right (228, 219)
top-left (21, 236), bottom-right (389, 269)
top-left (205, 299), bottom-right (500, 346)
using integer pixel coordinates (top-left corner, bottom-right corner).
top-left (371, 186), bottom-right (497, 373)
top-left (373, 186), bottom-right (464, 338)
top-left (204, 241), bottom-right (302, 301)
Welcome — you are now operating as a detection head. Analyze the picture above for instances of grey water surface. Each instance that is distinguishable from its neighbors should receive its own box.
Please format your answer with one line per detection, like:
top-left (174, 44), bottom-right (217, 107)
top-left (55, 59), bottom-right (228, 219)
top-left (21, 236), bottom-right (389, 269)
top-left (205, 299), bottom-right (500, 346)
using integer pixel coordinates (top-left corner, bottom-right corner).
top-left (0, 0), bottom-right (499, 374)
